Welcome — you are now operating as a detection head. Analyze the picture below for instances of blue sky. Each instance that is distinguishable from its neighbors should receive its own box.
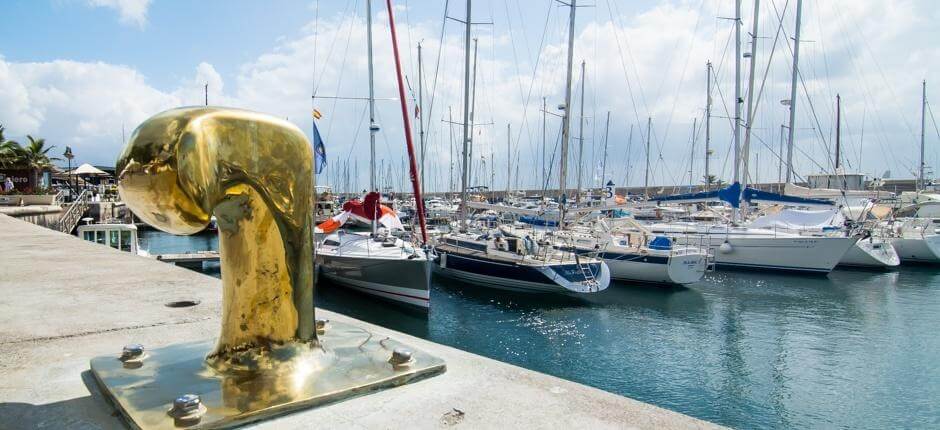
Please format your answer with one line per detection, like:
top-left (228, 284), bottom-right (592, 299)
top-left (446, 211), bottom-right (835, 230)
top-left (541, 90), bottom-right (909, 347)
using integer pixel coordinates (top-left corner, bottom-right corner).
top-left (1, 0), bottom-right (937, 192)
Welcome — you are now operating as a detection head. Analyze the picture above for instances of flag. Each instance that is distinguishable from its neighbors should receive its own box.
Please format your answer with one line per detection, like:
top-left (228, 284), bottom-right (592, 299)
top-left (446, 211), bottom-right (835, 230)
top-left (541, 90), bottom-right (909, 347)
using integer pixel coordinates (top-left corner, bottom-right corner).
top-left (313, 120), bottom-right (326, 174)
top-left (312, 108), bottom-right (322, 119)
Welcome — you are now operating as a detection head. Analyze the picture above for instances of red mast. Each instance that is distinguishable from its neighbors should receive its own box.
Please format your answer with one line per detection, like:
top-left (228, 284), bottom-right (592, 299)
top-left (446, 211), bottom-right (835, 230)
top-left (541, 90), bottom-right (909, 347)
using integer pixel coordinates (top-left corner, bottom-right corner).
top-left (385, 0), bottom-right (428, 244)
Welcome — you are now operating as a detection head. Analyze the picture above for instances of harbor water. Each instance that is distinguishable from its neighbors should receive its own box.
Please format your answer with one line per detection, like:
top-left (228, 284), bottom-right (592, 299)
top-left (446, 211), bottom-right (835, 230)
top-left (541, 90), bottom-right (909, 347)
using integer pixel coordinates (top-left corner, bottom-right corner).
top-left (141, 230), bottom-right (940, 429)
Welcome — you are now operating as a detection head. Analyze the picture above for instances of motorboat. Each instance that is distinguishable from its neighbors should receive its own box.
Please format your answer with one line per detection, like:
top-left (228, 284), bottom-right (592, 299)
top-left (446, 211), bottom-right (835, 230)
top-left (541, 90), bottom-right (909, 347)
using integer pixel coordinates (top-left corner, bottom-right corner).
top-left (77, 223), bottom-right (146, 256)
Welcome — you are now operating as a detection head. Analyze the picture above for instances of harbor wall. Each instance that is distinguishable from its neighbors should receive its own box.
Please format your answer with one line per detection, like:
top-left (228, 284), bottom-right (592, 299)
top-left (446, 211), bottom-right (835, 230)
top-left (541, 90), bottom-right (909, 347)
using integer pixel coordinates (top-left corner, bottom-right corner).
top-left (0, 214), bottom-right (722, 429)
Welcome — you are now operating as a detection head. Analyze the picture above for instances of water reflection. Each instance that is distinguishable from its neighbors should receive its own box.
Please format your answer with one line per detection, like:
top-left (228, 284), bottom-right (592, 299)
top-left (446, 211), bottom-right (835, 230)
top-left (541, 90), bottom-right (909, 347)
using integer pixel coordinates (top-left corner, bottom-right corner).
top-left (140, 230), bottom-right (940, 429)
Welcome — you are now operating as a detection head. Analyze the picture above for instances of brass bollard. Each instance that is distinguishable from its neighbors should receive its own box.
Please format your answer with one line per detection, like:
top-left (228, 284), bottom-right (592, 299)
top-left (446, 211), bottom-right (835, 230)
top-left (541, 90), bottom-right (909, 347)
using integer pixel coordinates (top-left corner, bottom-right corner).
top-left (91, 107), bottom-right (443, 429)
top-left (116, 107), bottom-right (316, 364)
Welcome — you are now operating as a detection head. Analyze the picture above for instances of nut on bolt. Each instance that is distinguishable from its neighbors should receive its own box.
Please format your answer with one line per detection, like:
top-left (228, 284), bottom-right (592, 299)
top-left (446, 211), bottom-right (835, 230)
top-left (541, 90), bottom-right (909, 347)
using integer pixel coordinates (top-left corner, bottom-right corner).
top-left (388, 348), bottom-right (414, 369)
top-left (119, 343), bottom-right (146, 368)
top-left (167, 393), bottom-right (207, 425)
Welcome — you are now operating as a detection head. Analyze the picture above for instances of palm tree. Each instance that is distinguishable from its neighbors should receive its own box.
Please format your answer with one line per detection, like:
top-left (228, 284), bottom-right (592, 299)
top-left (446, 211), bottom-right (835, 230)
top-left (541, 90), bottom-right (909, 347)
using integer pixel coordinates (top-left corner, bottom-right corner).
top-left (19, 135), bottom-right (59, 191)
top-left (0, 125), bottom-right (20, 167)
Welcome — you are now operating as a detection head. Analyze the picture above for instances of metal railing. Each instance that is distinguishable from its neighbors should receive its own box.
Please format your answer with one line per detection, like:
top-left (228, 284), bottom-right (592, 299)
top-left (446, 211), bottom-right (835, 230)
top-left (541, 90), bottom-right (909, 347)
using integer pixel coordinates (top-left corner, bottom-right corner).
top-left (56, 189), bottom-right (90, 234)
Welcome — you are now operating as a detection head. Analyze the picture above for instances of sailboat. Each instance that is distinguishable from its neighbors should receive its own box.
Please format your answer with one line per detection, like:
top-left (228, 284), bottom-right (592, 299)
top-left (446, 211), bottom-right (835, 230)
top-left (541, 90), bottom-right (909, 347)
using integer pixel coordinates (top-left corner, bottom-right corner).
top-left (315, 0), bottom-right (432, 309)
top-left (432, 0), bottom-right (610, 295)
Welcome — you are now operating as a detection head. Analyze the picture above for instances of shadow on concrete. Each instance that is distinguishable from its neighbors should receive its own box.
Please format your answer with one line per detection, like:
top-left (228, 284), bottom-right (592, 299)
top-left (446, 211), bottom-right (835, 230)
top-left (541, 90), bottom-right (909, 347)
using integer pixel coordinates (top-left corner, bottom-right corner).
top-left (0, 370), bottom-right (122, 430)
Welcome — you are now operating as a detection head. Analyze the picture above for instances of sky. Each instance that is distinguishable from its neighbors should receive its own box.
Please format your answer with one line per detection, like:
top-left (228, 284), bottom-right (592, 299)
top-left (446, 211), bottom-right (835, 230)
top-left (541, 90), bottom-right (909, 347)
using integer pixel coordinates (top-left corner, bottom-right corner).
top-left (1, 0), bottom-right (938, 193)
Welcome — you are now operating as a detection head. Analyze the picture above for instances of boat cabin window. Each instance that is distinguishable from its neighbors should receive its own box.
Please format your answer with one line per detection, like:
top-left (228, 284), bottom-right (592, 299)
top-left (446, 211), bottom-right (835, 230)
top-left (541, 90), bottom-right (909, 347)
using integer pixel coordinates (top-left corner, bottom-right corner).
top-left (109, 230), bottom-right (120, 250)
top-left (120, 230), bottom-right (132, 252)
top-left (83, 231), bottom-right (95, 242)
top-left (323, 239), bottom-right (341, 247)
top-left (444, 237), bottom-right (488, 252)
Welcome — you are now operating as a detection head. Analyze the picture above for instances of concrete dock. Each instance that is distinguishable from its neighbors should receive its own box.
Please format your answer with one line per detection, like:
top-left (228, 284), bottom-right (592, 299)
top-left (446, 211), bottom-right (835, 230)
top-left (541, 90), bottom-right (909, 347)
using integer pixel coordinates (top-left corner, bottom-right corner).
top-left (0, 214), bottom-right (720, 429)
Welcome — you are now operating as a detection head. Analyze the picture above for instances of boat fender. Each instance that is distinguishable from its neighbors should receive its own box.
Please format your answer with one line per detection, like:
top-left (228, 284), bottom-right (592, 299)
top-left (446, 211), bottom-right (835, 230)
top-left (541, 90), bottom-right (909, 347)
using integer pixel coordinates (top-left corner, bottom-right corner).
top-left (718, 241), bottom-right (733, 254)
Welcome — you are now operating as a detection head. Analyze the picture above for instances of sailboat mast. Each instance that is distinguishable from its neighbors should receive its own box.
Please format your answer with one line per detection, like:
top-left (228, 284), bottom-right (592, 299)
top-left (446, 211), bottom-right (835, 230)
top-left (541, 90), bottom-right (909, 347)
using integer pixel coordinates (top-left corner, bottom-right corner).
top-left (468, 39), bottom-right (480, 190)
top-left (705, 61), bottom-right (712, 191)
top-left (835, 94), bottom-right (841, 170)
top-left (459, 0), bottom-right (472, 229)
top-left (742, 0), bottom-right (760, 191)
top-left (602, 111), bottom-right (610, 187)
top-left (919, 80), bottom-right (927, 191)
top-left (576, 60), bottom-right (586, 205)
top-left (542, 97), bottom-right (547, 190)
top-left (507, 123), bottom-right (511, 196)
top-left (449, 106), bottom-right (454, 195)
top-left (785, 0), bottom-right (803, 183)
top-left (732, 0), bottom-right (742, 221)
top-left (367, 0), bottom-right (377, 192)
top-left (690, 117), bottom-right (697, 192)
top-left (558, 0), bottom-right (577, 226)
top-left (418, 43), bottom-right (426, 192)
top-left (644, 117), bottom-right (651, 198)
top-left (385, 0), bottom-right (427, 243)
top-left (778, 124), bottom-right (785, 190)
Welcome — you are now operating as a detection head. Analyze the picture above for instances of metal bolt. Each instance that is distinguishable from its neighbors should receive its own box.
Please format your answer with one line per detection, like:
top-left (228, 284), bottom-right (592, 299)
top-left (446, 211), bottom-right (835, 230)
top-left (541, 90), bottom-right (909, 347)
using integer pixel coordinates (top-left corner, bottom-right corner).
top-left (121, 344), bottom-right (144, 360)
top-left (119, 343), bottom-right (146, 368)
top-left (389, 348), bottom-right (414, 369)
top-left (168, 393), bottom-right (206, 423)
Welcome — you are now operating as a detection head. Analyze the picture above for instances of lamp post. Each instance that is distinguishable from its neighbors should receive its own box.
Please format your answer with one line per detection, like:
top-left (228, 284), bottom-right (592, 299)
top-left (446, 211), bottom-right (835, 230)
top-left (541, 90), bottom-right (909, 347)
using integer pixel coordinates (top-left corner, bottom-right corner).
top-left (63, 146), bottom-right (74, 201)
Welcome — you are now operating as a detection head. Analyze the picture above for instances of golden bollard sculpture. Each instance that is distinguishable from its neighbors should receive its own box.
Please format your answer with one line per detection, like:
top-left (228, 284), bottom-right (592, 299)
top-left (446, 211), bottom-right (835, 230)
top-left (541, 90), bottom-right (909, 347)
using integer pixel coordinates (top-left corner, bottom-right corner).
top-left (89, 107), bottom-right (443, 429)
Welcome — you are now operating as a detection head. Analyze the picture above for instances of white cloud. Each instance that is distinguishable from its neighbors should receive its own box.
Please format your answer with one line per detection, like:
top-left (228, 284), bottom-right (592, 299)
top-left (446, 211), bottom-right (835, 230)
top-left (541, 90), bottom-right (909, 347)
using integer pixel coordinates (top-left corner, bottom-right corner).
top-left (87, 0), bottom-right (152, 28)
top-left (1, 0), bottom-right (937, 191)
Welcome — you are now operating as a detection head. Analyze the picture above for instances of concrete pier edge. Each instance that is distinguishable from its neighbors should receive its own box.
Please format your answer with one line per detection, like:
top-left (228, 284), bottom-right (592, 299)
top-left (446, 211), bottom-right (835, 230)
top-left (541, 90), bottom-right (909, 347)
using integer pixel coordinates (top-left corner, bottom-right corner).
top-left (0, 214), bottom-right (721, 429)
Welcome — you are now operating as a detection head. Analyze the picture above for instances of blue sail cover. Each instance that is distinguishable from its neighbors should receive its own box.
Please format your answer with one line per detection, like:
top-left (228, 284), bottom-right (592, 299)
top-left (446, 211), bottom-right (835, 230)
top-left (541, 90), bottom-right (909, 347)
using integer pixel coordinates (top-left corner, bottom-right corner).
top-left (651, 182), bottom-right (830, 208)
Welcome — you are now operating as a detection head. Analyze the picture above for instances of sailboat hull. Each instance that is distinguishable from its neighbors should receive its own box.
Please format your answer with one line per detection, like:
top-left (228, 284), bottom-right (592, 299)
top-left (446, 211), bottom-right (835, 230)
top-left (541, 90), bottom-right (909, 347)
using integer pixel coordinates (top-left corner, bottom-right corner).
top-left (891, 235), bottom-right (940, 263)
top-left (600, 251), bottom-right (706, 284)
top-left (318, 253), bottom-right (431, 309)
top-left (653, 229), bottom-right (858, 274)
top-left (433, 251), bottom-right (609, 294)
top-left (839, 237), bottom-right (900, 268)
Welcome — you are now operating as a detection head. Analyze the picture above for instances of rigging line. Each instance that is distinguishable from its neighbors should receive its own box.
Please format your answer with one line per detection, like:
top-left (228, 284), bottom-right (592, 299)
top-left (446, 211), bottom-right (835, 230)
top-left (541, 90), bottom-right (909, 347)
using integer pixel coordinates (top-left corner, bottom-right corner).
top-left (812, 0), bottom-right (836, 127)
top-left (542, 123), bottom-right (564, 193)
top-left (741, 0), bottom-right (788, 185)
top-left (323, 4), bottom-right (360, 145)
top-left (402, 0), bottom-right (416, 79)
top-left (608, 0), bottom-right (650, 118)
top-left (506, 0), bottom-right (556, 180)
top-left (313, 0), bottom-right (356, 99)
top-left (311, 0), bottom-right (319, 98)
top-left (604, 0), bottom-right (645, 137)
top-left (930, 102), bottom-right (940, 142)
top-left (340, 102), bottom-right (371, 171)
top-left (657, 0), bottom-right (707, 155)
top-left (821, 0), bottom-right (901, 175)
top-left (769, 0), bottom-right (835, 175)
top-left (425, 0), bottom-right (449, 150)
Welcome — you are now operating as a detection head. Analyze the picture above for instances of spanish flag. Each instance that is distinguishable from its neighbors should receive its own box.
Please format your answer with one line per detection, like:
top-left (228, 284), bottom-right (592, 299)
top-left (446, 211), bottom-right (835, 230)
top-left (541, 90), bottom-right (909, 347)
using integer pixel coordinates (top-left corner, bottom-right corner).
top-left (312, 109), bottom-right (322, 119)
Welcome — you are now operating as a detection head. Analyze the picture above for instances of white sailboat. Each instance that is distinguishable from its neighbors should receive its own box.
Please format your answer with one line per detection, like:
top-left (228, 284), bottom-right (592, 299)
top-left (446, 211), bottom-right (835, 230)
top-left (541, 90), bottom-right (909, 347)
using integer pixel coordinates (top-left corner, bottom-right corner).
top-left (503, 218), bottom-right (707, 285)
top-left (316, 0), bottom-right (432, 309)
top-left (433, 0), bottom-right (610, 296)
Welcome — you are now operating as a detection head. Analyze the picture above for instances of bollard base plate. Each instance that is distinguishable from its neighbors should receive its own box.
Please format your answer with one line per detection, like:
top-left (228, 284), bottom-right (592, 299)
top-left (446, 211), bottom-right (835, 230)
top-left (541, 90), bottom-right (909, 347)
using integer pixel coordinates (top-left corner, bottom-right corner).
top-left (90, 320), bottom-right (446, 429)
